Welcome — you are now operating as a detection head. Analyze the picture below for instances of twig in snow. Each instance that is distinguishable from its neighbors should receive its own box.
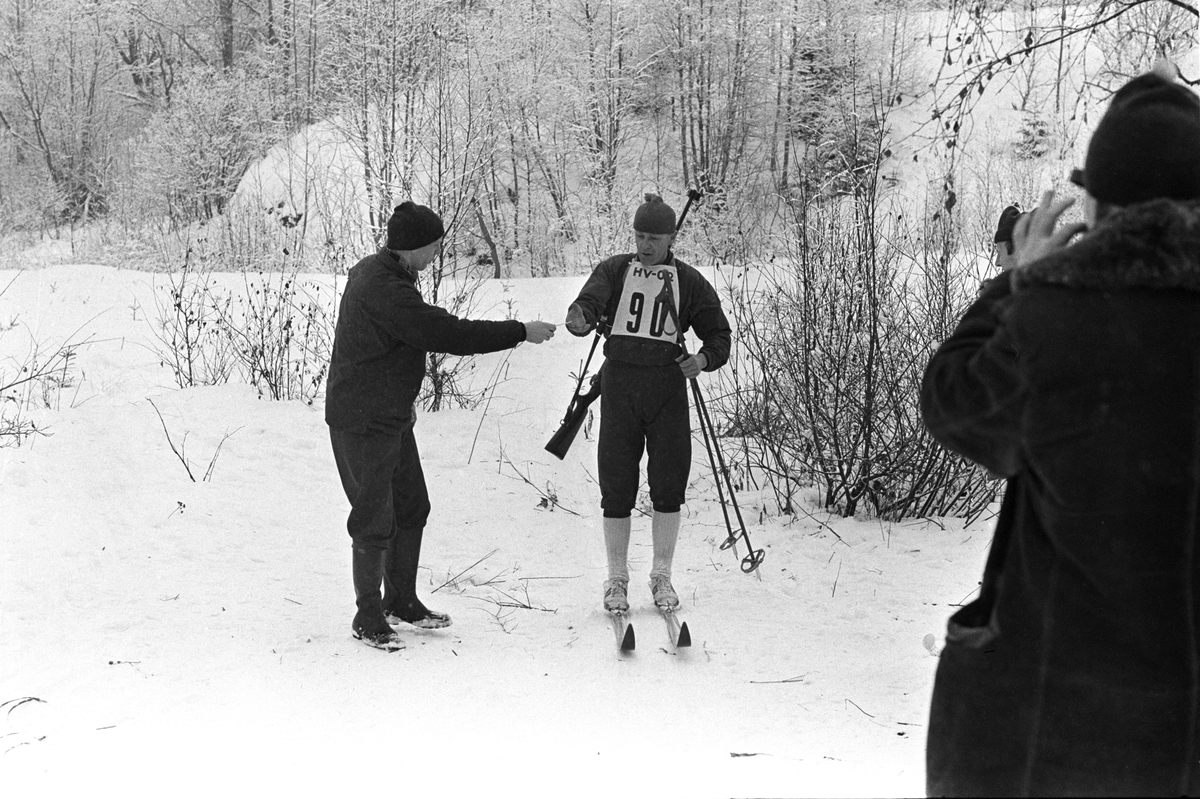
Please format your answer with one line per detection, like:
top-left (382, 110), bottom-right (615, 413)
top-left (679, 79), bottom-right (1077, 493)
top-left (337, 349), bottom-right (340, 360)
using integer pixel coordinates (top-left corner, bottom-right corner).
top-left (498, 442), bottom-right (580, 516)
top-left (794, 502), bottom-right (847, 545)
top-left (487, 605), bottom-right (519, 634)
top-left (432, 549), bottom-right (498, 594)
top-left (0, 272), bottom-right (20, 300)
top-left (749, 674), bottom-right (809, 684)
top-left (831, 560), bottom-right (842, 597)
top-left (468, 349), bottom-right (513, 464)
top-left (202, 426), bottom-right (243, 481)
top-left (148, 398), bottom-right (240, 483)
top-left (148, 398), bottom-right (195, 481)
top-left (2, 697), bottom-right (45, 719)
top-left (956, 583), bottom-right (982, 606)
top-left (467, 582), bottom-right (557, 613)
top-left (845, 698), bottom-right (874, 718)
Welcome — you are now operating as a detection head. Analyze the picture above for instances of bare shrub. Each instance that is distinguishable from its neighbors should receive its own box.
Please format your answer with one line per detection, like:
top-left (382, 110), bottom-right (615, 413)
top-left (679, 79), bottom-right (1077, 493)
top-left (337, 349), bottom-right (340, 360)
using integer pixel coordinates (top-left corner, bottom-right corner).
top-left (149, 243), bottom-right (238, 389)
top-left (148, 211), bottom-right (335, 404)
top-left (0, 287), bottom-right (83, 447)
top-left (147, 205), bottom-right (498, 410)
top-left (219, 266), bottom-right (334, 404)
top-left (712, 181), bottom-right (1000, 523)
top-left (417, 265), bottom-right (491, 413)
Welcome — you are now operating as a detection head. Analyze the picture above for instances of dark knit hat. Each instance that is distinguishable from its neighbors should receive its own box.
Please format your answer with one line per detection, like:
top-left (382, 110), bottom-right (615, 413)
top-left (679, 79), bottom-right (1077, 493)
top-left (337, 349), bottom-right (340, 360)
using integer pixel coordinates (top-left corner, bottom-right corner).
top-left (993, 205), bottom-right (1022, 244)
top-left (633, 193), bottom-right (676, 234)
top-left (386, 201), bottom-right (445, 251)
top-left (1082, 62), bottom-right (1200, 206)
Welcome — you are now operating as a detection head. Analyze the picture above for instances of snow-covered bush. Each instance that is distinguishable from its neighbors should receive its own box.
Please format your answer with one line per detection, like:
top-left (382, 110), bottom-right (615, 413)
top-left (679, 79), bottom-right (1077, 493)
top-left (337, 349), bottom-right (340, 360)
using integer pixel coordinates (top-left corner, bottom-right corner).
top-left (1014, 112), bottom-right (1050, 160)
top-left (135, 69), bottom-right (276, 227)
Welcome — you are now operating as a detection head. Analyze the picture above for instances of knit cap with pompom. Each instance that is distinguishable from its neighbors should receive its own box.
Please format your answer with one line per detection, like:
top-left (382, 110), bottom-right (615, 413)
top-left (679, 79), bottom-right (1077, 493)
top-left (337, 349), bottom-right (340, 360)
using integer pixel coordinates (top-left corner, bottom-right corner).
top-left (633, 193), bottom-right (676, 234)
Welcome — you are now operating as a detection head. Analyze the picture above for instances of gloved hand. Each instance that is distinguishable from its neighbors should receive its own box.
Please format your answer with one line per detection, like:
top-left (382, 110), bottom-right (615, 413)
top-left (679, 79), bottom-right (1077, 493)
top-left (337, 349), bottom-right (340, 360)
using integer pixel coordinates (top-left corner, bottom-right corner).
top-left (524, 321), bottom-right (556, 344)
top-left (676, 352), bottom-right (707, 379)
top-left (565, 304), bottom-right (592, 336)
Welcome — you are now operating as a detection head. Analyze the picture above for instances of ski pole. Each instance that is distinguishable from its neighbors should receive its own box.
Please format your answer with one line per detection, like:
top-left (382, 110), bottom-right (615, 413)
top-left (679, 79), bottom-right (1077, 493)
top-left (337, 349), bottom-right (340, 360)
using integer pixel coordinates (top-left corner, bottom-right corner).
top-left (658, 272), bottom-right (764, 574)
top-left (691, 377), bottom-right (764, 572)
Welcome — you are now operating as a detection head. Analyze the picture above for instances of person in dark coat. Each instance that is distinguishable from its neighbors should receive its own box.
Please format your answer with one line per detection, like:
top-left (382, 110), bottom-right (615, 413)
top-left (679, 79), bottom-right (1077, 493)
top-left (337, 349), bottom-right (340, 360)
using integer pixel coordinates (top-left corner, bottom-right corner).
top-left (564, 194), bottom-right (731, 612)
top-left (327, 201), bottom-right (556, 650)
top-left (921, 62), bottom-right (1200, 796)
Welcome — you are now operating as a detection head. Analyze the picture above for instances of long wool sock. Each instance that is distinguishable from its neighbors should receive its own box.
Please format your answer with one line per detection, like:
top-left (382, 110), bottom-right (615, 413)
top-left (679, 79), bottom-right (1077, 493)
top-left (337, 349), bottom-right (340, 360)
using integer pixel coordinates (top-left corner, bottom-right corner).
top-left (651, 511), bottom-right (680, 579)
top-left (603, 516), bottom-right (632, 582)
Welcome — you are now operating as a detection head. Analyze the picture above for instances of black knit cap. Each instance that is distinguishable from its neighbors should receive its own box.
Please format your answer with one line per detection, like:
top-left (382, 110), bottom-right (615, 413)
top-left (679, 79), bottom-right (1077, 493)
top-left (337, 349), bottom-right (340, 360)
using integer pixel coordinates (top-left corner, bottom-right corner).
top-left (1082, 63), bottom-right (1200, 206)
top-left (386, 201), bottom-right (445, 251)
top-left (993, 205), bottom-right (1022, 244)
top-left (633, 193), bottom-right (676, 234)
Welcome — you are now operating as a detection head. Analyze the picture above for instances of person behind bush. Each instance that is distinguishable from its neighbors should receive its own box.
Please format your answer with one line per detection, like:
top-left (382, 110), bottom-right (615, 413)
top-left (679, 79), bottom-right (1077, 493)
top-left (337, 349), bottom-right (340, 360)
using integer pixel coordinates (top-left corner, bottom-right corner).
top-left (326, 201), bottom-right (556, 650)
top-left (921, 62), bottom-right (1200, 796)
top-left (564, 194), bottom-right (731, 612)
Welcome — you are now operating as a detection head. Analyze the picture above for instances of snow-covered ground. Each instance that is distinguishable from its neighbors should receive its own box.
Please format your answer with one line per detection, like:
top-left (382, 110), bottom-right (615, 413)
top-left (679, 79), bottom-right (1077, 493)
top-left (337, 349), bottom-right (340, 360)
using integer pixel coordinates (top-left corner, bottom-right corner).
top-left (1, 263), bottom-right (990, 797)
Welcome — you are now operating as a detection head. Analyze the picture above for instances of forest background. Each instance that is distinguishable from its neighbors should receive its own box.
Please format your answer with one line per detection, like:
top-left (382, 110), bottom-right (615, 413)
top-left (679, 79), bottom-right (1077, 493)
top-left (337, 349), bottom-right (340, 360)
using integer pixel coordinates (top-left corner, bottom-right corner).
top-left (1, 0), bottom-right (1198, 524)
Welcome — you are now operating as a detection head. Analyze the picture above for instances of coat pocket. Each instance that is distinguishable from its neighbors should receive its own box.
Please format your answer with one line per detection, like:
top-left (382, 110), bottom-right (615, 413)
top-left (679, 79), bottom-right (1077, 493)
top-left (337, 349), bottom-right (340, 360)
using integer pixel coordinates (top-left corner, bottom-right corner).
top-left (945, 596), bottom-right (1000, 649)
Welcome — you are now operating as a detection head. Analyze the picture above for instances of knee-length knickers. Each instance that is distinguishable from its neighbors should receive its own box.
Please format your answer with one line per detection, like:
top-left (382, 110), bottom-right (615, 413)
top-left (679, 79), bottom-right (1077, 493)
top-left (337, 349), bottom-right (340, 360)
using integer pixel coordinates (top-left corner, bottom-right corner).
top-left (329, 425), bottom-right (432, 550)
top-left (598, 359), bottom-right (691, 518)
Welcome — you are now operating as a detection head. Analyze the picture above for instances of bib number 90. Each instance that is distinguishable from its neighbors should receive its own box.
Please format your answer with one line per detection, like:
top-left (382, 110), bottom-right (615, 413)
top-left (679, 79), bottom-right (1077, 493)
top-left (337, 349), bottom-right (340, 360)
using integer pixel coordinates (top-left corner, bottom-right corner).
top-left (625, 292), bottom-right (671, 337)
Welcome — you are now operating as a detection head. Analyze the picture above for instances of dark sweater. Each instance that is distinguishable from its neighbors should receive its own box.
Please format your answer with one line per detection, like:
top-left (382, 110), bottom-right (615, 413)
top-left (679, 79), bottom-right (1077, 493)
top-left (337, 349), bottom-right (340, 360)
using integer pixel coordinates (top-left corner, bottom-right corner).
top-left (570, 252), bottom-right (731, 370)
top-left (325, 249), bottom-right (526, 433)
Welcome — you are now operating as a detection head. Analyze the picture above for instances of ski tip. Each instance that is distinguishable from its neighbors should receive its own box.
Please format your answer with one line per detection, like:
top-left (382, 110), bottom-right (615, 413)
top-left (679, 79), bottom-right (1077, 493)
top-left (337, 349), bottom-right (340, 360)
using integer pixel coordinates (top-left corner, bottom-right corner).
top-left (677, 621), bottom-right (692, 648)
top-left (621, 623), bottom-right (636, 652)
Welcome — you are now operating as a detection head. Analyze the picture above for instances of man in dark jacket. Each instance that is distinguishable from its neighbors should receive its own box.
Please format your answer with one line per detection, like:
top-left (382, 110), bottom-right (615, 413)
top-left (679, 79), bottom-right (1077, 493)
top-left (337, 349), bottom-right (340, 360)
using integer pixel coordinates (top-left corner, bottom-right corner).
top-left (921, 63), bottom-right (1200, 796)
top-left (565, 194), bottom-right (731, 613)
top-left (327, 201), bottom-right (555, 650)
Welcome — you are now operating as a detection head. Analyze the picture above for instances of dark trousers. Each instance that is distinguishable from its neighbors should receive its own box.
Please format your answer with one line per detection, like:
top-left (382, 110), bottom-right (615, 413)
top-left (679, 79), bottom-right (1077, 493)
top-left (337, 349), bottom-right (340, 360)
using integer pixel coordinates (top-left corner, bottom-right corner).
top-left (329, 425), bottom-right (431, 604)
top-left (598, 360), bottom-right (691, 518)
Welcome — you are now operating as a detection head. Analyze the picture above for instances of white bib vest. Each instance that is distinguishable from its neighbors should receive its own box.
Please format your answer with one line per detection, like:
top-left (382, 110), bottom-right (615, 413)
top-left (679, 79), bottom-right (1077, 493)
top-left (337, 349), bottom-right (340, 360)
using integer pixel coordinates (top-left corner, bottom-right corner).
top-left (609, 262), bottom-right (679, 343)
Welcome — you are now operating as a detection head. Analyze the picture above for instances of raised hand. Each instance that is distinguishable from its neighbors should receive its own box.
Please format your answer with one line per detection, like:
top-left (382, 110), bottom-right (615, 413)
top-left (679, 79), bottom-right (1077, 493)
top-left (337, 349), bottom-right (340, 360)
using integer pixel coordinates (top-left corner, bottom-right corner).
top-left (1013, 190), bottom-right (1088, 268)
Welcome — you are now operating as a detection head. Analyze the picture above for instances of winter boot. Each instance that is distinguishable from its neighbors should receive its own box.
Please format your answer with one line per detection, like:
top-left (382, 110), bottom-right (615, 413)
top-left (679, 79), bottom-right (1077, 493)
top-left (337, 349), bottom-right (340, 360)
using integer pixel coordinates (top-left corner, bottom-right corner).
top-left (602, 516), bottom-right (632, 612)
top-left (382, 526), bottom-right (451, 629)
top-left (650, 511), bottom-right (681, 609)
top-left (351, 544), bottom-right (404, 651)
top-left (649, 573), bottom-right (679, 610)
top-left (384, 597), bottom-right (452, 630)
top-left (603, 578), bottom-right (630, 613)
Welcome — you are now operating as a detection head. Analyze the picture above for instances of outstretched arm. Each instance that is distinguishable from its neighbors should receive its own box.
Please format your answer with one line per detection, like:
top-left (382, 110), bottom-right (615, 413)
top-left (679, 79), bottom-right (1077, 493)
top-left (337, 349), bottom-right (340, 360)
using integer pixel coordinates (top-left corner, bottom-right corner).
top-left (566, 255), bottom-right (629, 336)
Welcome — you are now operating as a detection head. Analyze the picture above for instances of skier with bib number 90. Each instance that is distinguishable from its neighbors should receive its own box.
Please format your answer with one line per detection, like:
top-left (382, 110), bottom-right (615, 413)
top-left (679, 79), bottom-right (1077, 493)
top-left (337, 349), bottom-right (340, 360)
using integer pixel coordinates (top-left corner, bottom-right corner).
top-left (565, 194), bottom-right (731, 613)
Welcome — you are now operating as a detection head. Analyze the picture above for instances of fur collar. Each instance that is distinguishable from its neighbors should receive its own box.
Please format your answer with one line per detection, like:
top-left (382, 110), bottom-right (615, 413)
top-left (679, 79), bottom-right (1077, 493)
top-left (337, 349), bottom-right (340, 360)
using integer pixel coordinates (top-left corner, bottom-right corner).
top-left (1016, 199), bottom-right (1200, 291)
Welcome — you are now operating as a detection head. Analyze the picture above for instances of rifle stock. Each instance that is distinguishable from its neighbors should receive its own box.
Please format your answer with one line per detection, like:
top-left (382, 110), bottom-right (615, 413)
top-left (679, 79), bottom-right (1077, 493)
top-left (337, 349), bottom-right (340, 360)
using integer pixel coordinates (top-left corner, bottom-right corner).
top-left (545, 371), bottom-right (602, 460)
